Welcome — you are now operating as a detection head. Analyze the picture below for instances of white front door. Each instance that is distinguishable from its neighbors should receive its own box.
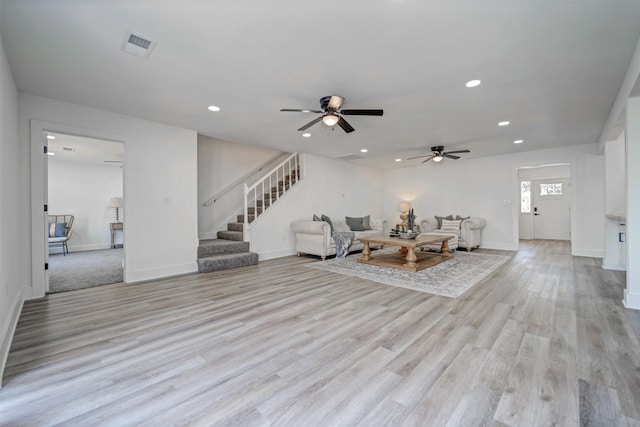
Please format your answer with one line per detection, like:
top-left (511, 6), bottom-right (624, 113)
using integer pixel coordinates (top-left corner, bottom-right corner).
top-left (532, 178), bottom-right (570, 240)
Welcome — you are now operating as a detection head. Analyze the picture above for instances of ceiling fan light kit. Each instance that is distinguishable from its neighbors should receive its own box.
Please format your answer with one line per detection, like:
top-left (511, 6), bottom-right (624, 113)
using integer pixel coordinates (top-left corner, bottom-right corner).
top-left (280, 95), bottom-right (383, 134)
top-left (407, 145), bottom-right (471, 163)
top-left (322, 113), bottom-right (340, 127)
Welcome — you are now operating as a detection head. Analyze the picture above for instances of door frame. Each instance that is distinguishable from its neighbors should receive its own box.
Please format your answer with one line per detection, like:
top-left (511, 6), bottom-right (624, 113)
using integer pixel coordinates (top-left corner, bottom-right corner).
top-left (511, 161), bottom-right (577, 253)
top-left (30, 120), bottom-right (127, 299)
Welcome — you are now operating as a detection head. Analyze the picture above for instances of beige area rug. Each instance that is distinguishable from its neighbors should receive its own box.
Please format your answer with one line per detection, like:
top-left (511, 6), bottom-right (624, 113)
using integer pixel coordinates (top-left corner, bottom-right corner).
top-left (306, 248), bottom-right (512, 298)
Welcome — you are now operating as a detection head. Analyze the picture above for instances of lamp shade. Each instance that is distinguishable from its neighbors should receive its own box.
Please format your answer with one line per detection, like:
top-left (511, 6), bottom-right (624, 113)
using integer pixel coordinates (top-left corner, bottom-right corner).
top-left (108, 197), bottom-right (123, 208)
top-left (398, 202), bottom-right (411, 212)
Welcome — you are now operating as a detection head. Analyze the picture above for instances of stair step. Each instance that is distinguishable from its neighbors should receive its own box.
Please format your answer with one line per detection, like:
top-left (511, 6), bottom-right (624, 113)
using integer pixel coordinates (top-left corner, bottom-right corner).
top-left (198, 239), bottom-right (249, 258)
top-left (197, 252), bottom-right (259, 273)
top-left (217, 230), bottom-right (244, 241)
top-left (227, 222), bottom-right (244, 232)
top-left (247, 207), bottom-right (262, 215)
top-left (237, 214), bottom-right (255, 223)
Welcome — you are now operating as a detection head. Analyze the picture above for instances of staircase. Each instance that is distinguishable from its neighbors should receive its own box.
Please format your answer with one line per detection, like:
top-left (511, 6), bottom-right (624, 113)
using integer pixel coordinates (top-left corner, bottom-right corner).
top-left (198, 153), bottom-right (301, 273)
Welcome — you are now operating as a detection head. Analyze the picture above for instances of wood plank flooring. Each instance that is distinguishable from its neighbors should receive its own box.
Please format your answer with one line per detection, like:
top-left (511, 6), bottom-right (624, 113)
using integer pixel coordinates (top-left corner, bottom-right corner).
top-left (1, 240), bottom-right (639, 426)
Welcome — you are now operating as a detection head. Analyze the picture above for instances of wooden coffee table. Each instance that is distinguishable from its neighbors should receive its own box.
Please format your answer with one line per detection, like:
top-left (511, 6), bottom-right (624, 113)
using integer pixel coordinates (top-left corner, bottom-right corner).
top-left (357, 233), bottom-right (455, 272)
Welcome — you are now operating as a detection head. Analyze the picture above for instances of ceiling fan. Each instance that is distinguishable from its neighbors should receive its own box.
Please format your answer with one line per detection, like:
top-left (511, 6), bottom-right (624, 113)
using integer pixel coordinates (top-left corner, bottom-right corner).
top-left (280, 95), bottom-right (383, 133)
top-left (407, 146), bottom-right (471, 163)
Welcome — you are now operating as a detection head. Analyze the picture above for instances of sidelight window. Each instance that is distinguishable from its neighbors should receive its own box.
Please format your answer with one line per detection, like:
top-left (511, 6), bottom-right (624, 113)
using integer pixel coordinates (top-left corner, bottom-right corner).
top-left (520, 181), bottom-right (531, 213)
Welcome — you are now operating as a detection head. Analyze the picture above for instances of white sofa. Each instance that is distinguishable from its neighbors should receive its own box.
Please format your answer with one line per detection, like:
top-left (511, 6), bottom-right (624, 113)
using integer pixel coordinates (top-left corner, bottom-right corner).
top-left (291, 218), bottom-right (387, 260)
top-left (420, 216), bottom-right (486, 251)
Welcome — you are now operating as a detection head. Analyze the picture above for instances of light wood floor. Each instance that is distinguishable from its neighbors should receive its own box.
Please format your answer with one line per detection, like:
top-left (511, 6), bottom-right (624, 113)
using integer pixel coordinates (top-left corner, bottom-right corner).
top-left (1, 240), bottom-right (638, 426)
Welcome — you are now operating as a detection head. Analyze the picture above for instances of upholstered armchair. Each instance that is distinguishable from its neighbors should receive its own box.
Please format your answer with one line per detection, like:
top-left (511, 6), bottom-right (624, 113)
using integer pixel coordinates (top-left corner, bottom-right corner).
top-left (420, 216), bottom-right (486, 251)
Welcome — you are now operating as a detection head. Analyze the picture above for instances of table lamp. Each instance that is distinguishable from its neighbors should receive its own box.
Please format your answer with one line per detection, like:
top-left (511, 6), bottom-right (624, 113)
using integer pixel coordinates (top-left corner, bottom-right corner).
top-left (108, 197), bottom-right (123, 223)
top-left (398, 202), bottom-right (411, 228)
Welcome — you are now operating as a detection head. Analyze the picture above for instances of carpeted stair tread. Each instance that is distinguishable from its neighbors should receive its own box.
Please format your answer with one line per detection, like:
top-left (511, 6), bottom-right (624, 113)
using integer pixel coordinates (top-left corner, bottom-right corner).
top-left (217, 230), bottom-right (244, 241)
top-left (198, 239), bottom-right (249, 258)
top-left (197, 252), bottom-right (259, 273)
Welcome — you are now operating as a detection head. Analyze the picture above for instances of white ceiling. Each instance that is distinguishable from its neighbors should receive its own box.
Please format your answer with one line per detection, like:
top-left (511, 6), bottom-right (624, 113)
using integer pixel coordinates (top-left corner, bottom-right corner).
top-left (2, 0), bottom-right (640, 169)
top-left (47, 133), bottom-right (123, 166)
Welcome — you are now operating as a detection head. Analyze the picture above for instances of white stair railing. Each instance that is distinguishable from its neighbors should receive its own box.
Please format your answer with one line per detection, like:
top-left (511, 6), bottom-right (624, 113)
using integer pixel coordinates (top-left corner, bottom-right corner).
top-left (243, 153), bottom-right (301, 233)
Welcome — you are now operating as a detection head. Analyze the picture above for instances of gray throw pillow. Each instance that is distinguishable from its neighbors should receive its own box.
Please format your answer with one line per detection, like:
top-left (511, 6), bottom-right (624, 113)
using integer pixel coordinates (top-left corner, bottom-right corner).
top-left (321, 214), bottom-right (334, 233)
top-left (49, 222), bottom-right (67, 237)
top-left (435, 215), bottom-right (453, 228)
top-left (345, 216), bottom-right (365, 232)
top-left (362, 215), bottom-right (372, 230)
top-left (455, 215), bottom-right (470, 228)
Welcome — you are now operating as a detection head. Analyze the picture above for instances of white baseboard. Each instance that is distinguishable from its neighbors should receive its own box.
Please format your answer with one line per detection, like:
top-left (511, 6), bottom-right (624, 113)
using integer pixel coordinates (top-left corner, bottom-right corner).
top-left (623, 290), bottom-right (640, 311)
top-left (198, 232), bottom-right (219, 240)
top-left (50, 243), bottom-right (112, 254)
top-left (0, 288), bottom-right (24, 388)
top-left (572, 248), bottom-right (604, 258)
top-left (126, 262), bottom-right (198, 283)
top-left (258, 248), bottom-right (297, 261)
top-left (480, 241), bottom-right (519, 251)
top-left (602, 260), bottom-right (626, 271)
top-left (69, 243), bottom-right (113, 252)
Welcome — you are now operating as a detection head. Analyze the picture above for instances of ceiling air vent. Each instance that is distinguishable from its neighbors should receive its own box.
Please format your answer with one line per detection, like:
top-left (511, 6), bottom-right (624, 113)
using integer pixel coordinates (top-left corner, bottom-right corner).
top-left (121, 32), bottom-right (156, 59)
top-left (335, 154), bottom-right (363, 161)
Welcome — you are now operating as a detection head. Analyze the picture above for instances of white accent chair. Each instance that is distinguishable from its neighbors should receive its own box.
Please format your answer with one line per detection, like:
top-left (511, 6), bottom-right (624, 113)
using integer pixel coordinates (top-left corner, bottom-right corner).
top-left (48, 214), bottom-right (74, 255)
top-left (420, 216), bottom-right (486, 251)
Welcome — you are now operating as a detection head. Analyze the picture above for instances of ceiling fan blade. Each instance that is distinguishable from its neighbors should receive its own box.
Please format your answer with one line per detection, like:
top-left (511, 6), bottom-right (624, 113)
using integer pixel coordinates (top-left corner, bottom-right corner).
top-left (422, 156), bottom-right (434, 163)
top-left (297, 116), bottom-right (323, 131)
top-left (443, 154), bottom-right (461, 159)
top-left (444, 150), bottom-right (470, 154)
top-left (280, 109), bottom-right (323, 113)
top-left (337, 116), bottom-right (355, 133)
top-left (327, 96), bottom-right (344, 111)
top-left (340, 109), bottom-right (384, 116)
top-left (406, 155), bottom-right (430, 160)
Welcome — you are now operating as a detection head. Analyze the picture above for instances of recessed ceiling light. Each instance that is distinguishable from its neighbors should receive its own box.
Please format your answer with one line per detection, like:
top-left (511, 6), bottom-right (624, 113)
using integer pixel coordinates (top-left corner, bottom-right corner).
top-left (465, 79), bottom-right (481, 88)
top-left (301, 110), bottom-right (311, 113)
top-left (207, 105), bottom-right (221, 112)
top-left (395, 158), bottom-right (402, 162)
top-left (514, 139), bottom-right (524, 144)
top-left (47, 152), bottom-right (55, 156)
top-left (498, 121), bottom-right (510, 126)
top-left (360, 149), bottom-right (368, 153)
top-left (302, 133), bottom-right (311, 138)
top-left (46, 135), bottom-right (55, 139)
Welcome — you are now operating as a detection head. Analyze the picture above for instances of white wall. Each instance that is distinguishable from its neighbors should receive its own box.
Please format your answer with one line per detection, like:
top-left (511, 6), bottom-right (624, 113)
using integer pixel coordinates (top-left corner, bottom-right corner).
top-left (518, 164), bottom-right (570, 181)
top-left (198, 135), bottom-right (282, 238)
top-left (0, 25), bottom-right (29, 387)
top-left (382, 143), bottom-right (605, 256)
top-left (250, 154), bottom-right (385, 260)
top-left (20, 93), bottom-right (199, 290)
top-left (48, 158), bottom-right (123, 252)
top-left (605, 131), bottom-right (626, 216)
top-left (624, 96), bottom-right (640, 309)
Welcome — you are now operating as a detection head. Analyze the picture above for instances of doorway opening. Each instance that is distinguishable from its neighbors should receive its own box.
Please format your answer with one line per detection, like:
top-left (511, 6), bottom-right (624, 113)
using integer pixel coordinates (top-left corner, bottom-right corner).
top-left (46, 132), bottom-right (124, 293)
top-left (517, 163), bottom-right (572, 244)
